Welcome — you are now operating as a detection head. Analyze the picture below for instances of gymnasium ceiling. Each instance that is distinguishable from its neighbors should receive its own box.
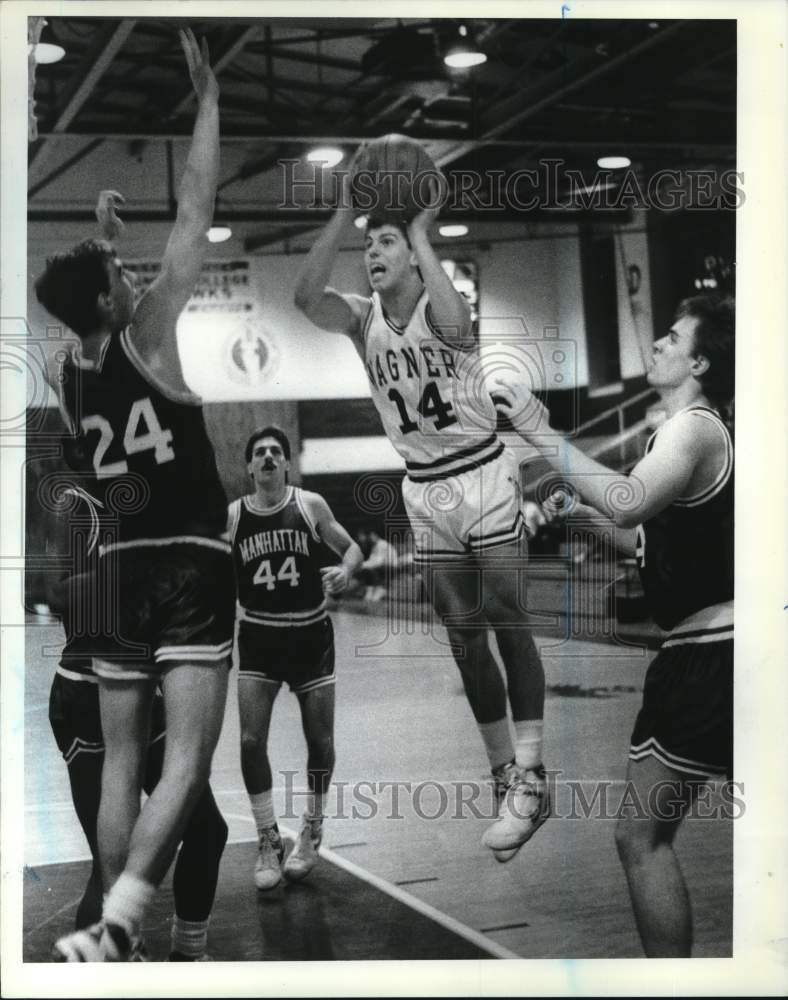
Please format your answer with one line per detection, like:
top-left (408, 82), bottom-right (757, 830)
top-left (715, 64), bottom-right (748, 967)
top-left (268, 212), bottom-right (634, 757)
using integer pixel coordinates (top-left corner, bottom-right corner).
top-left (27, 15), bottom-right (736, 252)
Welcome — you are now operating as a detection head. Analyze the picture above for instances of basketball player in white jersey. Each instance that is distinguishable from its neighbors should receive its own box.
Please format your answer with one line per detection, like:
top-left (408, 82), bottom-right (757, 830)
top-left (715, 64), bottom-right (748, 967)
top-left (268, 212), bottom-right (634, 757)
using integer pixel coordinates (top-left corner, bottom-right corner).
top-left (295, 165), bottom-right (550, 860)
top-left (492, 295), bottom-right (734, 956)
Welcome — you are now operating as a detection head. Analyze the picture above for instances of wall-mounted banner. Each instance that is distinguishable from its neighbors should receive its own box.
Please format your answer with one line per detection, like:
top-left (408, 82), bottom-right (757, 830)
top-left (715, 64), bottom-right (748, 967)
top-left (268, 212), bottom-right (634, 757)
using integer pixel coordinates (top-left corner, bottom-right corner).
top-left (123, 257), bottom-right (368, 402)
top-left (125, 258), bottom-right (280, 401)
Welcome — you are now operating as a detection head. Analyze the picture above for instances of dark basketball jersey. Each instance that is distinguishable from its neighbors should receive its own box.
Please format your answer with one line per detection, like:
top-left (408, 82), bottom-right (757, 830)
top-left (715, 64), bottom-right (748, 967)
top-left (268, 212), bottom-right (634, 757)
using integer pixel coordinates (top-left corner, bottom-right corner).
top-left (58, 330), bottom-right (227, 543)
top-left (635, 407), bottom-right (733, 631)
top-left (228, 487), bottom-right (327, 627)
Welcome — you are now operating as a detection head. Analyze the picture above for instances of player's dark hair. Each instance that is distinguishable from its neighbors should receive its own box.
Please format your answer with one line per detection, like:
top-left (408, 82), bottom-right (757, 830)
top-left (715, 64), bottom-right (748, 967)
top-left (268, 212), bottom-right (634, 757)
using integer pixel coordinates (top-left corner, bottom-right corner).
top-left (35, 239), bottom-right (116, 337)
top-left (364, 216), bottom-right (411, 248)
top-left (676, 294), bottom-right (735, 408)
top-left (245, 425), bottom-right (291, 463)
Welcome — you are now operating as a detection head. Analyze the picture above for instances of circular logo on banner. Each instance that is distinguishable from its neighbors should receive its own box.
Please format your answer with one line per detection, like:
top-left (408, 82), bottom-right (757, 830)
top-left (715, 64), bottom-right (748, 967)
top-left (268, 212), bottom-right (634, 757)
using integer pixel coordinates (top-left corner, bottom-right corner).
top-left (225, 324), bottom-right (279, 386)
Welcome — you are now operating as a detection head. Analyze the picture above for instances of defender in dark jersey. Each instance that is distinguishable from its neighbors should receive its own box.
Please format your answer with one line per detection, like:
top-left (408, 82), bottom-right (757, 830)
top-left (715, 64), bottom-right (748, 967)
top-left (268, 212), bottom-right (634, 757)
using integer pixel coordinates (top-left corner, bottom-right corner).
top-left (45, 484), bottom-right (227, 961)
top-left (229, 427), bottom-right (362, 888)
top-left (492, 294), bottom-right (735, 957)
top-left (35, 31), bottom-right (234, 963)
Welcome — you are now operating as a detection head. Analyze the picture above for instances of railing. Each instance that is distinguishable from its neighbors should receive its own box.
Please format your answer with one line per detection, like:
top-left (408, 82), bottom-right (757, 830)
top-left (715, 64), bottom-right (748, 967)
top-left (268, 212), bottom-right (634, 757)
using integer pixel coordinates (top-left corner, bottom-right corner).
top-left (585, 418), bottom-right (651, 465)
top-left (573, 387), bottom-right (660, 466)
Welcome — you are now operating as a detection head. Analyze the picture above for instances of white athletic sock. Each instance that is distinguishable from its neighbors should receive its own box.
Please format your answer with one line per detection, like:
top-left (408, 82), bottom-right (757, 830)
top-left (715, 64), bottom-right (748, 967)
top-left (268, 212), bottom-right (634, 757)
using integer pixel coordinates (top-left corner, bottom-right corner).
top-left (249, 790), bottom-right (276, 834)
top-left (171, 916), bottom-right (209, 960)
top-left (478, 718), bottom-right (515, 771)
top-left (514, 719), bottom-right (544, 770)
top-left (102, 872), bottom-right (156, 940)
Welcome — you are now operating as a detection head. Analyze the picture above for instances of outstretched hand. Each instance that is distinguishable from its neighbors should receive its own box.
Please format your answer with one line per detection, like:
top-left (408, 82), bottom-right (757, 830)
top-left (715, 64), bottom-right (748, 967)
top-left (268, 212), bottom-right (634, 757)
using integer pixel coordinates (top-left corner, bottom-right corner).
top-left (522, 500), bottom-right (548, 539)
top-left (541, 489), bottom-right (577, 524)
top-left (180, 28), bottom-right (218, 104)
top-left (321, 565), bottom-right (350, 595)
top-left (490, 372), bottom-right (552, 438)
top-left (95, 190), bottom-right (125, 240)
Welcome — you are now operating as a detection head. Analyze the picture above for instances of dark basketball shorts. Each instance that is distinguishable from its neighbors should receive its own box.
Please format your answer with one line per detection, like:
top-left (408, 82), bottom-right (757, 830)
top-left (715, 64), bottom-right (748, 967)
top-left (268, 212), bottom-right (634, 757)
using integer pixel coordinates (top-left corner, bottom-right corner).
top-left (237, 616), bottom-right (335, 695)
top-left (629, 637), bottom-right (733, 780)
top-left (91, 539), bottom-right (236, 680)
top-left (49, 671), bottom-right (166, 766)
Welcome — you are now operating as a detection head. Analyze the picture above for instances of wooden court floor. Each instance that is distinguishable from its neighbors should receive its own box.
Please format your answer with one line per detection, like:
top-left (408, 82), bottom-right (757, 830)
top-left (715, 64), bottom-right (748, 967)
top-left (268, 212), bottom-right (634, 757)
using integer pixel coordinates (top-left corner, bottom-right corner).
top-left (22, 609), bottom-right (732, 962)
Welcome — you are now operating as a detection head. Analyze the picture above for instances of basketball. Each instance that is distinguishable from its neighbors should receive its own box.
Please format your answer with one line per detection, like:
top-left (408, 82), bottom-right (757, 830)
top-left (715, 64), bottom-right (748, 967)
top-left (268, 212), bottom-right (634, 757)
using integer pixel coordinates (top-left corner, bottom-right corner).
top-left (349, 133), bottom-right (444, 221)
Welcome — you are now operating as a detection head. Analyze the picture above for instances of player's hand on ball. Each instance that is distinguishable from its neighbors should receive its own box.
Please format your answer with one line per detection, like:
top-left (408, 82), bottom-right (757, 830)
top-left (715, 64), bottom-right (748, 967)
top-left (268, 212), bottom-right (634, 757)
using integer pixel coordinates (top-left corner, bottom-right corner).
top-left (321, 565), bottom-right (350, 595)
top-left (96, 190), bottom-right (125, 240)
top-left (407, 175), bottom-right (446, 237)
top-left (180, 28), bottom-right (218, 104)
top-left (490, 373), bottom-right (551, 436)
top-left (343, 144), bottom-right (368, 212)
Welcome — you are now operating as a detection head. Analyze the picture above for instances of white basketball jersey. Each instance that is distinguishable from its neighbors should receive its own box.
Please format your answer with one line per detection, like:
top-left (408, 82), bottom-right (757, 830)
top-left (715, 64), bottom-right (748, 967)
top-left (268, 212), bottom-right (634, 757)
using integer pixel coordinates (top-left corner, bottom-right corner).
top-left (362, 291), bottom-right (500, 480)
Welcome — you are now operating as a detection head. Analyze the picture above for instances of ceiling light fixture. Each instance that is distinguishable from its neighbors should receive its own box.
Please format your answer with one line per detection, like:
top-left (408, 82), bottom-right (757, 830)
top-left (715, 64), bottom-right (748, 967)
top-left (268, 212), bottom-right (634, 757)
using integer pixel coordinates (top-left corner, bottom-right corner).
top-left (439, 224), bottom-right (469, 238)
top-left (354, 215), bottom-right (368, 230)
top-left (28, 21), bottom-right (65, 65)
top-left (30, 41), bottom-right (65, 64)
top-left (597, 155), bottom-right (632, 169)
top-left (307, 147), bottom-right (344, 168)
top-left (569, 179), bottom-right (620, 196)
top-left (444, 25), bottom-right (487, 69)
top-left (207, 226), bottom-right (232, 243)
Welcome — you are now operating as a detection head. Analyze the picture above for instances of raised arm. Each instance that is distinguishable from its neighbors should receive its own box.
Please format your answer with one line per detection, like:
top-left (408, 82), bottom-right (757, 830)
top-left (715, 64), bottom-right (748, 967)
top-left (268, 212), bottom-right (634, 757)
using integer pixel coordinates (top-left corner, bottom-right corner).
top-left (492, 373), bottom-right (705, 529)
top-left (130, 29), bottom-right (219, 374)
top-left (42, 189), bottom-right (130, 391)
top-left (306, 494), bottom-right (363, 595)
top-left (407, 188), bottom-right (473, 350)
top-left (293, 169), bottom-right (369, 346)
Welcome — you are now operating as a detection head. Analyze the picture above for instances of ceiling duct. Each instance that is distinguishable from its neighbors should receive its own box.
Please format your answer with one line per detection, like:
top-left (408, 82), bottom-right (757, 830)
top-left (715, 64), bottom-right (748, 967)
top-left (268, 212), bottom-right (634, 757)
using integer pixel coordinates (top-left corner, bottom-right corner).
top-left (361, 28), bottom-right (441, 81)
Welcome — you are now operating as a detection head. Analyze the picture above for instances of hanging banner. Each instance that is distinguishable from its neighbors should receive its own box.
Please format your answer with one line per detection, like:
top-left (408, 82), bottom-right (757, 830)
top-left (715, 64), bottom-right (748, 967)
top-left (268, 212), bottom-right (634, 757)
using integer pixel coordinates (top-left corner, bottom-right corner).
top-left (123, 257), bottom-right (367, 402)
top-left (126, 258), bottom-right (280, 397)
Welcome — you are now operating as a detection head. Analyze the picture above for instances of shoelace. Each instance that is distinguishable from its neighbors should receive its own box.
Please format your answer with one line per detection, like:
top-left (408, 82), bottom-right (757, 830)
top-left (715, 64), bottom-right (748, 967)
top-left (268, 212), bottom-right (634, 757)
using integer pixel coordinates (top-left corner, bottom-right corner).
top-left (260, 828), bottom-right (282, 848)
top-left (303, 820), bottom-right (323, 845)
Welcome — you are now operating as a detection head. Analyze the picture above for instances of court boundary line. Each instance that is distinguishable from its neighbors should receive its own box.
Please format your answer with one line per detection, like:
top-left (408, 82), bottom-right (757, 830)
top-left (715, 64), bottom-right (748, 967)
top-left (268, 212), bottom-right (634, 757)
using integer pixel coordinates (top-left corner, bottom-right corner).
top-left (233, 819), bottom-right (521, 961)
top-left (24, 826), bottom-right (521, 960)
top-left (24, 892), bottom-right (85, 938)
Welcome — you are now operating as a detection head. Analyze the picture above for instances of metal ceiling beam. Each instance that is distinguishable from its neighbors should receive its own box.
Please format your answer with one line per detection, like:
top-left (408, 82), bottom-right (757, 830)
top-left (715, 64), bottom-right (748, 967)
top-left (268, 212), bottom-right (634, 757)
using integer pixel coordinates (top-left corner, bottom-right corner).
top-left (484, 21), bottom-right (692, 138)
top-left (31, 131), bottom-right (734, 157)
top-left (432, 20), bottom-right (688, 169)
top-left (217, 148), bottom-right (286, 192)
top-left (29, 24), bottom-right (264, 200)
top-left (217, 93), bottom-right (313, 123)
top-left (244, 224), bottom-right (321, 253)
top-left (365, 93), bottom-right (414, 128)
top-left (28, 139), bottom-right (105, 199)
top-left (29, 19), bottom-right (137, 183)
top-left (247, 45), bottom-right (359, 72)
top-left (224, 72), bottom-right (369, 99)
top-left (28, 207), bottom-right (629, 226)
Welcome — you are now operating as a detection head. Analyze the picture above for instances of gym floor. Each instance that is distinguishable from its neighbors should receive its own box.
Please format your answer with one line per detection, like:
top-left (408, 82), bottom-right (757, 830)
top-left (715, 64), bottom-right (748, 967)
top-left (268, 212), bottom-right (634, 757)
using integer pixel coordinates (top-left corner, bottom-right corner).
top-left (22, 608), bottom-right (732, 962)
